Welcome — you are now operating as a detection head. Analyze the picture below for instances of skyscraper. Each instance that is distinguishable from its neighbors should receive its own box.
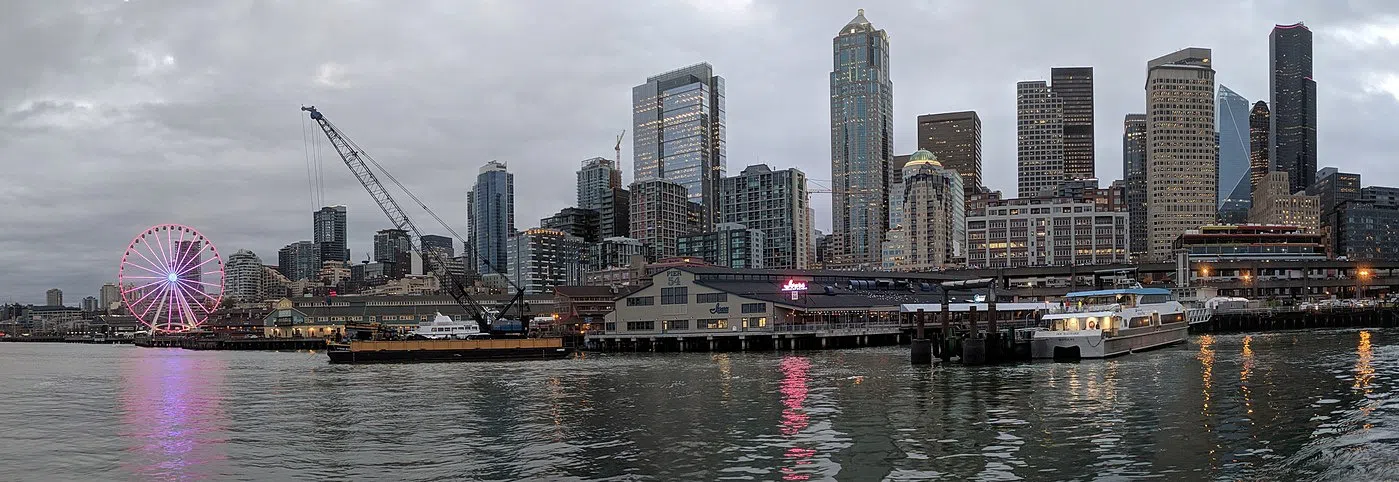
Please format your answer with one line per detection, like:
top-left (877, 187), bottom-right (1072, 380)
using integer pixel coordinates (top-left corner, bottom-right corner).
top-left (1016, 81), bottom-right (1064, 198)
top-left (916, 111), bottom-right (981, 197)
top-left (830, 8), bottom-right (893, 269)
top-left (313, 205), bottom-right (348, 265)
top-left (632, 63), bottom-right (725, 228)
top-left (577, 157), bottom-right (621, 212)
top-left (99, 283), bottom-right (119, 311)
top-left (175, 240), bottom-right (202, 286)
top-left (1217, 85), bottom-right (1253, 223)
top-left (1249, 101), bottom-right (1271, 194)
top-left (277, 240), bottom-right (320, 282)
top-left (899, 150), bottom-right (964, 270)
top-left (1146, 48), bottom-right (1217, 261)
top-left (719, 164), bottom-right (811, 269)
top-left (629, 179), bottom-right (690, 258)
top-left (45, 288), bottom-right (62, 307)
top-left (1051, 67), bottom-right (1095, 180)
top-left (225, 249), bottom-right (264, 302)
top-left (373, 228), bottom-right (413, 279)
top-left (1122, 114), bottom-right (1148, 258)
top-left (1270, 22), bottom-right (1317, 194)
top-left (420, 234), bottom-right (454, 275)
top-left (468, 161), bottom-right (514, 275)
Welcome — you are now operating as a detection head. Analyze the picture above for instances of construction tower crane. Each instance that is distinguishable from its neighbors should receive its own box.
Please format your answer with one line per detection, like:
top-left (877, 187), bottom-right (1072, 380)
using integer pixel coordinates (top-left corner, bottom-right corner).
top-left (614, 129), bottom-right (626, 167)
top-left (300, 106), bottom-right (528, 335)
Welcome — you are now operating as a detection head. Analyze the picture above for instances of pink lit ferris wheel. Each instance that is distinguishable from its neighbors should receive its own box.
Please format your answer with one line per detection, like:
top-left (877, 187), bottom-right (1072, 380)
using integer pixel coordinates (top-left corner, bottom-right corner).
top-left (118, 224), bottom-right (225, 333)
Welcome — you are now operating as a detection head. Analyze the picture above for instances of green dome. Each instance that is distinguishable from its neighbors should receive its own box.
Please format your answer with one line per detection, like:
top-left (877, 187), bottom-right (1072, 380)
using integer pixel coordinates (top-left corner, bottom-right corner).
top-left (905, 149), bottom-right (941, 167)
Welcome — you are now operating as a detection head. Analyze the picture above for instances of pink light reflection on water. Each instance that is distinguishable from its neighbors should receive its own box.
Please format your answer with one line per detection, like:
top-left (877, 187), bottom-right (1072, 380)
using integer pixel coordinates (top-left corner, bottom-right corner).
top-left (778, 355), bottom-right (814, 481)
top-left (118, 350), bottom-right (230, 480)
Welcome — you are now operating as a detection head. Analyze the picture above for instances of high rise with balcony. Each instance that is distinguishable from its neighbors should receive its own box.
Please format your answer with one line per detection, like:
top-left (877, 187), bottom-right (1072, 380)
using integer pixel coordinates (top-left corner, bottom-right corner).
top-left (1122, 114), bottom-right (1148, 259)
top-left (1051, 67), bottom-right (1095, 181)
top-left (1270, 23), bottom-right (1317, 194)
top-left (916, 111), bottom-right (981, 197)
top-left (629, 179), bottom-right (690, 258)
top-left (830, 9), bottom-right (893, 269)
top-left (467, 161), bottom-right (514, 275)
top-left (226, 249), bottom-right (264, 302)
top-left (577, 157), bottom-right (622, 212)
top-left (632, 63), bottom-right (725, 228)
top-left (1146, 48), bottom-right (1217, 261)
top-left (278, 240), bottom-right (319, 282)
top-left (1016, 81), bottom-right (1064, 198)
top-left (718, 164), bottom-right (811, 269)
top-left (313, 205), bottom-right (348, 265)
top-left (1217, 85), bottom-right (1253, 223)
top-left (505, 228), bottom-right (588, 294)
top-left (45, 289), bottom-right (62, 307)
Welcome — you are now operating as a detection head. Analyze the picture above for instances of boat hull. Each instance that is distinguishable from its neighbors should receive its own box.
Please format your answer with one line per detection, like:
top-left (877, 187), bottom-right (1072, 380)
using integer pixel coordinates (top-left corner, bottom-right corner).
top-left (1032, 322), bottom-right (1189, 359)
top-left (327, 338), bottom-right (572, 364)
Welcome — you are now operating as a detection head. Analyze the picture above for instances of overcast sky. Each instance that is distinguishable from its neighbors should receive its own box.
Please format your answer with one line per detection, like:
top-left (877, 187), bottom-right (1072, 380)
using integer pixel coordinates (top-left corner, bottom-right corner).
top-left (4, 0), bottom-right (1398, 304)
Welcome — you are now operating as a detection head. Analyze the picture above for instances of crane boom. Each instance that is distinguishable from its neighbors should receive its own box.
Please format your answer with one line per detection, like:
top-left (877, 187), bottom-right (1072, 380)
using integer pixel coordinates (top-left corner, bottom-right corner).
top-left (300, 106), bottom-right (497, 329)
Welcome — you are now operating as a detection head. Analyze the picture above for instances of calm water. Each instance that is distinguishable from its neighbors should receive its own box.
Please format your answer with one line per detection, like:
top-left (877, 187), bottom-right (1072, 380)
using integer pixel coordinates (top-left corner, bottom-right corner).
top-left (1, 330), bottom-right (1397, 481)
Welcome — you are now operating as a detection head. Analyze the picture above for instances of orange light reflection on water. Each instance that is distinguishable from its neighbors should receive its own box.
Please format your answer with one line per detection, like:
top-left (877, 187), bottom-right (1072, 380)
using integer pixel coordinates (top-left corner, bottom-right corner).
top-left (1197, 335), bottom-right (1215, 431)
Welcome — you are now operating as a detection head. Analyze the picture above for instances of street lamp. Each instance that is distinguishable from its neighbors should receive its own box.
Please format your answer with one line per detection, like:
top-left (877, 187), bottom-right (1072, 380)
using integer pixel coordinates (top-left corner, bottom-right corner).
top-left (1357, 268), bottom-right (1372, 299)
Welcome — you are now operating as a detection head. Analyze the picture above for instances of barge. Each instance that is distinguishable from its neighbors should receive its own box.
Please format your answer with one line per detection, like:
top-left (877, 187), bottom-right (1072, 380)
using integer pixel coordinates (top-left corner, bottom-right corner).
top-left (326, 338), bottom-right (572, 364)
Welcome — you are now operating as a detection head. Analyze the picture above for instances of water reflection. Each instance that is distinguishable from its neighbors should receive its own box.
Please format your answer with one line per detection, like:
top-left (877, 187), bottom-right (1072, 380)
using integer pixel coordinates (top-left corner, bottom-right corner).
top-left (1241, 335), bottom-right (1254, 419)
top-left (778, 356), bottom-right (813, 481)
top-left (1198, 334), bottom-right (1215, 425)
top-left (119, 351), bottom-right (229, 481)
top-left (1355, 331), bottom-right (1374, 393)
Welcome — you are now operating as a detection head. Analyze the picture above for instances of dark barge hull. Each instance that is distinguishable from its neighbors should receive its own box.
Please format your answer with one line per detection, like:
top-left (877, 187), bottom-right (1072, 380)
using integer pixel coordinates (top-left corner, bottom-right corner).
top-left (326, 338), bottom-right (571, 364)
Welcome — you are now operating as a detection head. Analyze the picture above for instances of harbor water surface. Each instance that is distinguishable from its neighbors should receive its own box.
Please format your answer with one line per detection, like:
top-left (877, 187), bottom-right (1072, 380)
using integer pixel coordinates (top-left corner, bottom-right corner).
top-left (2, 329), bottom-right (1398, 481)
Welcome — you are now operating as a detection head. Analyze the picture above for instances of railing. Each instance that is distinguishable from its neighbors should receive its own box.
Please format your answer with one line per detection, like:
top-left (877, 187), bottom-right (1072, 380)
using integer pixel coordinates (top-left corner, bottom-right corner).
top-left (771, 322), bottom-right (903, 334)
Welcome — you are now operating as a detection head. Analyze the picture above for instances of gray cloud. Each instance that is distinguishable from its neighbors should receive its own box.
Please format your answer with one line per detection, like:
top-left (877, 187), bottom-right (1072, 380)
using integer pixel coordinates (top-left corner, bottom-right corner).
top-left (3, 0), bottom-right (1399, 303)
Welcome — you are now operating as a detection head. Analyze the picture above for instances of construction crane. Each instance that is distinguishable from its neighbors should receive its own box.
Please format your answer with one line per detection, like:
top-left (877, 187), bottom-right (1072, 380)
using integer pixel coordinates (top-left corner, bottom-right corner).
top-left (614, 129), bottom-right (626, 167)
top-left (300, 106), bottom-right (529, 335)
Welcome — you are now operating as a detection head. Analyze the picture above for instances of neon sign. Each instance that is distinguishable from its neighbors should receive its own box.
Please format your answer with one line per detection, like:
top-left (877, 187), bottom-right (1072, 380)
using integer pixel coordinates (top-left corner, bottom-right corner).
top-left (781, 280), bottom-right (808, 292)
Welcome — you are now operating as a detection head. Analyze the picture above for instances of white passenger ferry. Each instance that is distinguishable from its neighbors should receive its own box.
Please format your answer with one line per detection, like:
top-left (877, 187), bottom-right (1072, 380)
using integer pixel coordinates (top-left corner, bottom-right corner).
top-left (409, 312), bottom-right (485, 340)
top-left (1030, 287), bottom-right (1190, 359)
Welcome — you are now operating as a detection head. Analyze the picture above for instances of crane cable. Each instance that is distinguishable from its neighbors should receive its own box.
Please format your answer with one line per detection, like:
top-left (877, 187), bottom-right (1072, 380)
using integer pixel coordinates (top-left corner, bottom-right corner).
top-left (301, 115), bottom-right (319, 210)
top-left (327, 119), bottom-right (522, 293)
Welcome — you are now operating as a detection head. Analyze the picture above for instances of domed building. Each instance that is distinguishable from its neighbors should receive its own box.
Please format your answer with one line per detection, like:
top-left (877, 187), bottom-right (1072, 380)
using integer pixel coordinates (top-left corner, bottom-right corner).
top-left (894, 150), bottom-right (964, 270)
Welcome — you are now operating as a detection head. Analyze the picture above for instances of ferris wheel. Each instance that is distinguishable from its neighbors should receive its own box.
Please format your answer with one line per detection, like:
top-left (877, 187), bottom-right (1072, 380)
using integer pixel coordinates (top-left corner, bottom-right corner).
top-left (117, 224), bottom-right (225, 333)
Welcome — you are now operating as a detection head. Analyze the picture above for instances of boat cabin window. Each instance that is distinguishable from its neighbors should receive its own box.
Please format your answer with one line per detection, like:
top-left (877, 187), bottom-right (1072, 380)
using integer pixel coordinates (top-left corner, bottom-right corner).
top-left (1139, 294), bottom-right (1171, 304)
top-left (1070, 294), bottom-right (1135, 307)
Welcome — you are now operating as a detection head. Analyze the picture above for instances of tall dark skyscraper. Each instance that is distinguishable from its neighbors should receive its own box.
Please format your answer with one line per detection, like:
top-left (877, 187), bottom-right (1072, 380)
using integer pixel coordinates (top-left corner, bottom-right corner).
top-left (1122, 114), bottom-right (1148, 258)
top-left (632, 63), bottom-right (725, 229)
top-left (1217, 85), bottom-right (1253, 223)
top-left (1249, 101), bottom-right (1272, 195)
top-left (830, 9), bottom-right (892, 269)
top-left (1051, 67), bottom-right (1095, 180)
top-left (313, 205), bottom-right (348, 265)
top-left (1270, 22), bottom-right (1317, 194)
top-left (916, 111), bottom-right (981, 197)
top-left (468, 161), bottom-right (514, 275)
